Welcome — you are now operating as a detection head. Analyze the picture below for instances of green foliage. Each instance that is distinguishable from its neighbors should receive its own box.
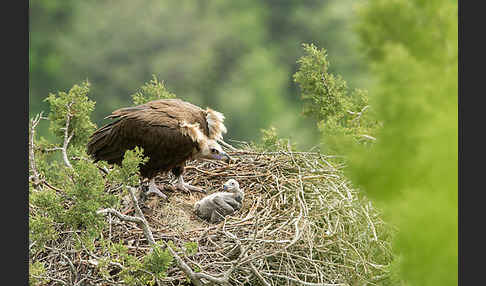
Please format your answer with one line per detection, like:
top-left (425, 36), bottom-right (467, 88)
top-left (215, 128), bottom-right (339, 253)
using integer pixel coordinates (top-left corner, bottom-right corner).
top-left (143, 244), bottom-right (173, 279)
top-left (258, 126), bottom-right (295, 151)
top-left (355, 0), bottom-right (457, 65)
top-left (29, 81), bottom-right (176, 284)
top-left (131, 75), bottom-right (176, 105)
top-left (44, 81), bottom-right (97, 146)
top-left (30, 0), bottom-right (370, 149)
top-left (63, 158), bottom-right (117, 235)
top-left (294, 43), bottom-right (379, 152)
top-left (29, 215), bottom-right (59, 252)
top-left (184, 241), bottom-right (198, 256)
top-left (107, 147), bottom-right (149, 188)
top-left (302, 0), bottom-right (458, 285)
top-left (30, 189), bottom-right (64, 221)
top-left (29, 261), bottom-right (48, 286)
top-left (96, 240), bottom-right (174, 285)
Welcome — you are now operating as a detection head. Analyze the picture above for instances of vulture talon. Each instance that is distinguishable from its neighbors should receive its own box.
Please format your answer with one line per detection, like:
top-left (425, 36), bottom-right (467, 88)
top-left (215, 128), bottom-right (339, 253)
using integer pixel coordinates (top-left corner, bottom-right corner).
top-left (146, 179), bottom-right (168, 200)
top-left (175, 176), bottom-right (205, 194)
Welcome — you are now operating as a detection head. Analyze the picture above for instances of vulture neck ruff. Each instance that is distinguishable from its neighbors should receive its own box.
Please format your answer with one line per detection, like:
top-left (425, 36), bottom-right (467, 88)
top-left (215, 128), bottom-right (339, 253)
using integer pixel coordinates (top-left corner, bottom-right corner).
top-left (180, 121), bottom-right (208, 152)
top-left (206, 108), bottom-right (227, 140)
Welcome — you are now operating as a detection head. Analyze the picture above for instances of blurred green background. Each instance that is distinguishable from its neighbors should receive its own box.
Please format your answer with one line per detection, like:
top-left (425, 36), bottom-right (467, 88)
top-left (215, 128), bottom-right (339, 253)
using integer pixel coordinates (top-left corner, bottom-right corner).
top-left (29, 0), bottom-right (458, 284)
top-left (29, 0), bottom-right (370, 149)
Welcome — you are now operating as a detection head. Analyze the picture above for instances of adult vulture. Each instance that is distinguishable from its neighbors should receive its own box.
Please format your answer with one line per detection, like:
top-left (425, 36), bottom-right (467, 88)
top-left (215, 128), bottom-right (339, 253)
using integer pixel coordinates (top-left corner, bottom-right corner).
top-left (87, 99), bottom-right (231, 198)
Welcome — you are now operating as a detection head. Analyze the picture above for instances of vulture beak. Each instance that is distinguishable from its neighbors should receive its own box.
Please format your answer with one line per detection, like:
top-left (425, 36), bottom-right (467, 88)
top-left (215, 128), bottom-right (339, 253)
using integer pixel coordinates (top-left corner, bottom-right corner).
top-left (223, 184), bottom-right (228, 191)
top-left (221, 152), bottom-right (232, 164)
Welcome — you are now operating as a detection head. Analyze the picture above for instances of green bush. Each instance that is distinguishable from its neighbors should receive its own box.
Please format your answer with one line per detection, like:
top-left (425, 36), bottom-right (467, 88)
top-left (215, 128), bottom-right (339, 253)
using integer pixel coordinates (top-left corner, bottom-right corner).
top-left (131, 75), bottom-right (176, 105)
top-left (29, 79), bottom-right (174, 285)
top-left (294, 43), bottom-right (379, 153)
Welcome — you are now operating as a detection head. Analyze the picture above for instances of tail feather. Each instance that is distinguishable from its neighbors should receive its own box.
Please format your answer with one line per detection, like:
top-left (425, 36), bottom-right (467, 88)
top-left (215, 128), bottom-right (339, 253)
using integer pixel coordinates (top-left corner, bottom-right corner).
top-left (87, 121), bottom-right (125, 164)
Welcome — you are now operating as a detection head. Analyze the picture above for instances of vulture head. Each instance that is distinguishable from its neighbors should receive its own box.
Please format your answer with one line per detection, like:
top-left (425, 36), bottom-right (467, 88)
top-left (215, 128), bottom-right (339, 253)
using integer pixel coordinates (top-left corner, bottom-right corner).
top-left (223, 178), bottom-right (244, 202)
top-left (180, 121), bottom-right (231, 163)
top-left (202, 139), bottom-right (231, 163)
top-left (223, 179), bottom-right (240, 193)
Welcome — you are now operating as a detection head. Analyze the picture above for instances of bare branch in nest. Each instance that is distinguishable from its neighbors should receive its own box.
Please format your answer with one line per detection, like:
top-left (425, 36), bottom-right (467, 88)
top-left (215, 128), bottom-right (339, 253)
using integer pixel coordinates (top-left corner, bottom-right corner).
top-left (249, 262), bottom-right (270, 286)
top-left (218, 139), bottom-right (238, 151)
top-left (98, 186), bottom-right (156, 246)
top-left (61, 103), bottom-right (75, 169)
top-left (163, 243), bottom-right (206, 286)
top-left (97, 208), bottom-right (145, 224)
top-left (29, 112), bottom-right (47, 185)
top-left (260, 272), bottom-right (347, 286)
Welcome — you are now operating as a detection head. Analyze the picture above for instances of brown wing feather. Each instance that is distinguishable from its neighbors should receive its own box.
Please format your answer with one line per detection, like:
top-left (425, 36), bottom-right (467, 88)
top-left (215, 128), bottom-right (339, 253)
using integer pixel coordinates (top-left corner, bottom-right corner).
top-left (87, 99), bottom-right (209, 178)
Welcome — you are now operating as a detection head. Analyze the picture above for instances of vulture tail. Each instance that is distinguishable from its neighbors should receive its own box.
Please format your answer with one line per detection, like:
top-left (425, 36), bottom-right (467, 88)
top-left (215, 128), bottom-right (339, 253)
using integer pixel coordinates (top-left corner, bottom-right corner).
top-left (86, 121), bottom-right (125, 165)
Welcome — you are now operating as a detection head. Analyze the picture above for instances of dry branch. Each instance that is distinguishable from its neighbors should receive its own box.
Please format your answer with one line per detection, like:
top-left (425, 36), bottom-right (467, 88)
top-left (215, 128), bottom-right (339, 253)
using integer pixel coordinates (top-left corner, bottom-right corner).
top-left (61, 103), bottom-right (75, 169)
top-left (29, 112), bottom-right (46, 185)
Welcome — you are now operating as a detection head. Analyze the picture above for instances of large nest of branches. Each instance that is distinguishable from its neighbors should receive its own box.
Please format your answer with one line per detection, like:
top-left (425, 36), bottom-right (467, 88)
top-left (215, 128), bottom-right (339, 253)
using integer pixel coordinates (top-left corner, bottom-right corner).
top-left (31, 143), bottom-right (393, 286)
top-left (107, 143), bottom-right (393, 285)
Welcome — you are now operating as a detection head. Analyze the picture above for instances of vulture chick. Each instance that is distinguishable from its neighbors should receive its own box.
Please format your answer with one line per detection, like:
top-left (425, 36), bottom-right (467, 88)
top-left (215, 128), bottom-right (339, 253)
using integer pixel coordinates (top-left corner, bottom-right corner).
top-left (87, 99), bottom-right (231, 198)
top-left (194, 179), bottom-right (244, 223)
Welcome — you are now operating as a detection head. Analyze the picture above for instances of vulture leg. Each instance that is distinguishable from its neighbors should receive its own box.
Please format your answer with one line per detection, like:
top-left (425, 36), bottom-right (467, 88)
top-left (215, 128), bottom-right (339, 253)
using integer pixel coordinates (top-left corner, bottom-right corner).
top-left (172, 166), bottom-right (205, 193)
top-left (210, 209), bottom-right (225, 224)
top-left (175, 175), bottom-right (205, 193)
top-left (146, 178), bottom-right (168, 200)
top-left (225, 198), bottom-right (242, 211)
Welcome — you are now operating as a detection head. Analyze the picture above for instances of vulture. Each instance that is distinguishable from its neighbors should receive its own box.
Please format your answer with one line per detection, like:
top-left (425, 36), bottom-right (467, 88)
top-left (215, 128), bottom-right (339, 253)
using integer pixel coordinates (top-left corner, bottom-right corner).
top-left (87, 98), bottom-right (231, 198)
top-left (194, 179), bottom-right (244, 223)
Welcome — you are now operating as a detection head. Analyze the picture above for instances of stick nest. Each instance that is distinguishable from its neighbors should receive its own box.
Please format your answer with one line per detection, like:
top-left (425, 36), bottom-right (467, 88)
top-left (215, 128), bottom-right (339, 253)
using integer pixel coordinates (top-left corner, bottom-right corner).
top-left (31, 144), bottom-right (394, 286)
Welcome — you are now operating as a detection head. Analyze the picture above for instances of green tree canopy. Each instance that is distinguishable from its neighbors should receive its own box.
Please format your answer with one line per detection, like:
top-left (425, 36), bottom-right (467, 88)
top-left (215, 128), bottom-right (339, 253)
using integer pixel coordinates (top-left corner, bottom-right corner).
top-left (29, 0), bottom-right (369, 149)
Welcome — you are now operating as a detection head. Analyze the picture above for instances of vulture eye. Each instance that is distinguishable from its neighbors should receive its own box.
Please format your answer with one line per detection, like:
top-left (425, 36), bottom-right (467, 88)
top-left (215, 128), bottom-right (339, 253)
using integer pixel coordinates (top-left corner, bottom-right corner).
top-left (210, 148), bottom-right (218, 154)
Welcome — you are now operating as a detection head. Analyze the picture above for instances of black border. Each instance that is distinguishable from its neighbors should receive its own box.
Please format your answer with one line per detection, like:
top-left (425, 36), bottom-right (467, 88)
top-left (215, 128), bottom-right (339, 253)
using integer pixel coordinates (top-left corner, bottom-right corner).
top-left (459, 0), bottom-right (484, 285)
top-left (9, 0), bottom-right (29, 283)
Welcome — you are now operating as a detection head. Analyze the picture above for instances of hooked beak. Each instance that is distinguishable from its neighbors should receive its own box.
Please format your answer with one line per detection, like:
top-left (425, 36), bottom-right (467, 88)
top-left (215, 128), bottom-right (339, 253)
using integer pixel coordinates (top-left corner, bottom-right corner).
top-left (223, 184), bottom-right (228, 191)
top-left (221, 152), bottom-right (232, 164)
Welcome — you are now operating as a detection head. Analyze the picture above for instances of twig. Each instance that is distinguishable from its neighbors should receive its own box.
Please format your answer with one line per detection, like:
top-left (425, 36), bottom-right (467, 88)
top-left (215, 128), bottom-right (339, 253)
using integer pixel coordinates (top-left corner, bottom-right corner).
top-left (61, 103), bottom-right (75, 169)
top-left (60, 253), bottom-right (77, 283)
top-left (260, 272), bottom-right (347, 286)
top-left (163, 242), bottom-right (205, 286)
top-left (359, 134), bottom-right (376, 141)
top-left (29, 112), bottom-right (46, 185)
top-left (30, 275), bottom-right (69, 286)
top-left (249, 262), bottom-right (270, 286)
top-left (97, 186), bottom-right (156, 246)
top-left (218, 139), bottom-right (238, 151)
top-left (127, 186), bottom-right (156, 246)
top-left (97, 208), bottom-right (144, 224)
top-left (362, 204), bottom-right (378, 242)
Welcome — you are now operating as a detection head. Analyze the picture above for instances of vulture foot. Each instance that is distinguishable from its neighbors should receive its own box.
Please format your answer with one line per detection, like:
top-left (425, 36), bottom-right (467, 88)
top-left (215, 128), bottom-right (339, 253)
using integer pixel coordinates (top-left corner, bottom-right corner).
top-left (146, 179), bottom-right (168, 200)
top-left (175, 176), bottom-right (205, 194)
